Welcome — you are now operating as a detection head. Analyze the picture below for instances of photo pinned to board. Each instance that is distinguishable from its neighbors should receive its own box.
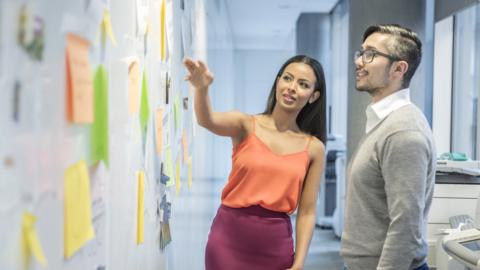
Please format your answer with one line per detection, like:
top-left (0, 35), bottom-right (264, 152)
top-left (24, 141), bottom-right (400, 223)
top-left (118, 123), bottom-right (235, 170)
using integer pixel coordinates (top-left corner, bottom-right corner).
top-left (12, 80), bottom-right (21, 123)
top-left (157, 193), bottom-right (172, 251)
top-left (165, 71), bottom-right (171, 104)
top-left (17, 4), bottom-right (45, 61)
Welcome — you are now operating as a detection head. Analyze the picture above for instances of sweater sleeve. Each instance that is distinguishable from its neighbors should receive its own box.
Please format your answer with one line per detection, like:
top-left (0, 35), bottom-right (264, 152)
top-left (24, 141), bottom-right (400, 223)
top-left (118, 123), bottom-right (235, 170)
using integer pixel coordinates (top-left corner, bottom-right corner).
top-left (377, 130), bottom-right (430, 270)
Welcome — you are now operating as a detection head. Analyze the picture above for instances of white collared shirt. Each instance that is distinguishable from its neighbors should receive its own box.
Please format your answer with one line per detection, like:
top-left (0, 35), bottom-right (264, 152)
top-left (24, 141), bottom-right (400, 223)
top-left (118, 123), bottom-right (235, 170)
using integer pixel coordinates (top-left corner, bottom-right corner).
top-left (365, 88), bottom-right (411, 133)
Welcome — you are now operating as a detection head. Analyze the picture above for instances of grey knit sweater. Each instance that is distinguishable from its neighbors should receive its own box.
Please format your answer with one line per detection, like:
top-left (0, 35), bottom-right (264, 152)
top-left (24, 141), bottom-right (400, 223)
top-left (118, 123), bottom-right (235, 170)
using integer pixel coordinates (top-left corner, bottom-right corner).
top-left (340, 104), bottom-right (436, 270)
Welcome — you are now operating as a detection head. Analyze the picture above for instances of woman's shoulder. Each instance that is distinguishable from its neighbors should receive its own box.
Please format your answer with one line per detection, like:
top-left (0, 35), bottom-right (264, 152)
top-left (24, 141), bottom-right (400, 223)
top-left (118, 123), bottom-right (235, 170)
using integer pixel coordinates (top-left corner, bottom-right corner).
top-left (307, 136), bottom-right (325, 160)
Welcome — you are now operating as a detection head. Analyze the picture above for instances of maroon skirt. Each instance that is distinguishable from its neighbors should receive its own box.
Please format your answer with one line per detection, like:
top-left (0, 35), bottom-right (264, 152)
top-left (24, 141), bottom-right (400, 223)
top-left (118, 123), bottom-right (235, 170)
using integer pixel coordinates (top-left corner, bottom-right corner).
top-left (205, 204), bottom-right (294, 270)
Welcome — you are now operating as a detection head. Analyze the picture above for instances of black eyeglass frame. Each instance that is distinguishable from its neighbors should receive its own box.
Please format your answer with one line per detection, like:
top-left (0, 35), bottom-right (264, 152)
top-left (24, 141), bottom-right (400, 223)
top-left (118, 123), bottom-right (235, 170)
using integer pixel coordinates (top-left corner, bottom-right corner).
top-left (354, 49), bottom-right (401, 63)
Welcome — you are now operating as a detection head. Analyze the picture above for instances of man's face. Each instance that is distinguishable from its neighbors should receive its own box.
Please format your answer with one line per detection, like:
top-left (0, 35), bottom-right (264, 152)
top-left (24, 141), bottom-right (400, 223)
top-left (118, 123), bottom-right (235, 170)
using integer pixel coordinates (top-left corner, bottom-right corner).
top-left (355, 33), bottom-right (395, 94)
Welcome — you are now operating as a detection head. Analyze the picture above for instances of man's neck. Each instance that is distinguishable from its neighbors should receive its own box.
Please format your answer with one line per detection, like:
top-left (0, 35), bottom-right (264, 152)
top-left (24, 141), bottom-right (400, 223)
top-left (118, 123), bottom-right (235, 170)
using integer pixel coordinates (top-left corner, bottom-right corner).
top-left (371, 85), bottom-right (403, 103)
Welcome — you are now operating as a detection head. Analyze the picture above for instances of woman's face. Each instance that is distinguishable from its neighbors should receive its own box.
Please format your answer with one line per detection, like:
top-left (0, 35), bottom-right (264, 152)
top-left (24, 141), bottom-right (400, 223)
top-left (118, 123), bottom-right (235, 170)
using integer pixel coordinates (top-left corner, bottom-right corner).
top-left (275, 62), bottom-right (318, 112)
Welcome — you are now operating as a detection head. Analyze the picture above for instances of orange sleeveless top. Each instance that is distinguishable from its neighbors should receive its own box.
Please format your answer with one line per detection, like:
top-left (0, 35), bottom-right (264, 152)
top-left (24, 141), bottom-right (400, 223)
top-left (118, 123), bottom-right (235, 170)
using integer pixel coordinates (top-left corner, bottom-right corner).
top-left (221, 116), bottom-right (311, 214)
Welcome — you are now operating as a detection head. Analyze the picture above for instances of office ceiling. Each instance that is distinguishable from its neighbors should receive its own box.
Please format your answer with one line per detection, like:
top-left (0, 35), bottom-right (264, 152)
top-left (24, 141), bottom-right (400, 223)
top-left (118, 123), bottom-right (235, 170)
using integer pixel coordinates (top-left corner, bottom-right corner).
top-left (224, 0), bottom-right (339, 50)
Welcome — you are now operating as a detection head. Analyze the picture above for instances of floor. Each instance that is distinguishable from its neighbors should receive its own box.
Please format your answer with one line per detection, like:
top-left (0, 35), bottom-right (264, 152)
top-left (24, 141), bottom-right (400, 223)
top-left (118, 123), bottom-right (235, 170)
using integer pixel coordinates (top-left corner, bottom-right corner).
top-left (170, 177), bottom-right (344, 270)
top-left (303, 227), bottom-right (344, 270)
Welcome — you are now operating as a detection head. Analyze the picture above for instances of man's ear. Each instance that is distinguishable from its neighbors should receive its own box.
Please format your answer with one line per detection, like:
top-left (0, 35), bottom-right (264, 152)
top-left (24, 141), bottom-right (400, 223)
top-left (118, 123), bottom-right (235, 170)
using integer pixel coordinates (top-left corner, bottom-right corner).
top-left (309, 91), bottom-right (320, 104)
top-left (393, 60), bottom-right (409, 77)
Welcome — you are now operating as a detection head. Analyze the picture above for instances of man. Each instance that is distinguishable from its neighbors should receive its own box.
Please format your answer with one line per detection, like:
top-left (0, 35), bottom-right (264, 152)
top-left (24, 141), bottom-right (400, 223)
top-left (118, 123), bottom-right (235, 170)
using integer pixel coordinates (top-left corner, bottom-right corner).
top-left (340, 24), bottom-right (436, 270)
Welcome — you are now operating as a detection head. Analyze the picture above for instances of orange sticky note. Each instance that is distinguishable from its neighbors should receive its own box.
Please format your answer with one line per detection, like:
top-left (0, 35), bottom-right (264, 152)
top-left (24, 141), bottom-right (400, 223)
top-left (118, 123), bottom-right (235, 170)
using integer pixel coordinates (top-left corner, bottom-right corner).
top-left (136, 171), bottom-right (145, 245)
top-left (65, 34), bottom-right (94, 123)
top-left (160, 0), bottom-right (166, 61)
top-left (155, 108), bottom-right (163, 154)
top-left (181, 131), bottom-right (189, 162)
top-left (128, 60), bottom-right (140, 115)
top-left (64, 160), bottom-right (95, 258)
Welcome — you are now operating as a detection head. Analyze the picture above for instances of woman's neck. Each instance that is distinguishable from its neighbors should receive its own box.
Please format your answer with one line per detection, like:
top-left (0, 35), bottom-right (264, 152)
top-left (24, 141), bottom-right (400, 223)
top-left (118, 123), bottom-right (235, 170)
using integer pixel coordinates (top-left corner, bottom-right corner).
top-left (269, 107), bottom-right (299, 132)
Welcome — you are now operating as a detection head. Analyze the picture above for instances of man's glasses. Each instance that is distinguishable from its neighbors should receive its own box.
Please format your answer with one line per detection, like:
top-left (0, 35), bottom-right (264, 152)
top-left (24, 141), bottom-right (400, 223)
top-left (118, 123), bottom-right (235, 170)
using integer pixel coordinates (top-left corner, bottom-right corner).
top-left (354, 49), bottom-right (400, 64)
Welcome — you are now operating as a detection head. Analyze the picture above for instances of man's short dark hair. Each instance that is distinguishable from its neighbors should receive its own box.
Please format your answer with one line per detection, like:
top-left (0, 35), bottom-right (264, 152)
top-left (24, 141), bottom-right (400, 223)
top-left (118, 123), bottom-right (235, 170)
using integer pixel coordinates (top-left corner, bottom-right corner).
top-left (363, 24), bottom-right (422, 88)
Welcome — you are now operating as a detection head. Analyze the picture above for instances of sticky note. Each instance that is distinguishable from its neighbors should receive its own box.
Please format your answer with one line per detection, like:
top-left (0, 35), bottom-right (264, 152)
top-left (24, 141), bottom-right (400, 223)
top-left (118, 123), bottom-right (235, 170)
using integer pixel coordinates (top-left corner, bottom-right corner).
top-left (102, 10), bottom-right (117, 45)
top-left (155, 108), bottom-right (163, 154)
top-left (173, 95), bottom-right (180, 131)
top-left (21, 212), bottom-right (47, 267)
top-left (90, 65), bottom-right (109, 167)
top-left (136, 0), bottom-right (147, 35)
top-left (187, 156), bottom-right (193, 189)
top-left (128, 59), bottom-right (140, 114)
top-left (64, 160), bottom-right (95, 258)
top-left (181, 131), bottom-right (189, 162)
top-left (65, 33), bottom-right (94, 123)
top-left (136, 171), bottom-right (145, 245)
top-left (160, 0), bottom-right (166, 61)
top-left (139, 70), bottom-right (150, 134)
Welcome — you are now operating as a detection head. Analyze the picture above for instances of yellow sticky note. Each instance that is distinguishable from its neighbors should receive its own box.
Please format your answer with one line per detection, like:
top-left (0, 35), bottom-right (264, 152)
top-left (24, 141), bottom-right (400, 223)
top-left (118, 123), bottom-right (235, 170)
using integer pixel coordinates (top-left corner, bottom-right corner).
top-left (102, 10), bottom-right (117, 46)
top-left (128, 60), bottom-right (140, 115)
top-left (136, 171), bottom-right (145, 245)
top-left (160, 0), bottom-right (166, 61)
top-left (64, 160), bottom-right (95, 258)
top-left (21, 218), bottom-right (30, 268)
top-left (181, 131), bottom-right (189, 162)
top-left (187, 156), bottom-right (193, 189)
top-left (155, 108), bottom-right (163, 154)
top-left (175, 158), bottom-right (181, 195)
top-left (21, 212), bottom-right (47, 267)
top-left (165, 147), bottom-right (174, 187)
top-left (65, 34), bottom-right (94, 123)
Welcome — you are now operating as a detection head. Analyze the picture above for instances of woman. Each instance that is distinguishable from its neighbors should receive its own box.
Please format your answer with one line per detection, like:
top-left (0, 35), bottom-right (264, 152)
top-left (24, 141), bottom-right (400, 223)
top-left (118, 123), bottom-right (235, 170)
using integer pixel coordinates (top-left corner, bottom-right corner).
top-left (183, 55), bottom-right (326, 270)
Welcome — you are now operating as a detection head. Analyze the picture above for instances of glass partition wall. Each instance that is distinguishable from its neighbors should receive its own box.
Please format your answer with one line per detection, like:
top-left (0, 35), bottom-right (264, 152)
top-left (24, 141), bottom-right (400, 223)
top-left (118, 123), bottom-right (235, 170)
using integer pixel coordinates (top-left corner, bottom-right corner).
top-left (451, 4), bottom-right (480, 159)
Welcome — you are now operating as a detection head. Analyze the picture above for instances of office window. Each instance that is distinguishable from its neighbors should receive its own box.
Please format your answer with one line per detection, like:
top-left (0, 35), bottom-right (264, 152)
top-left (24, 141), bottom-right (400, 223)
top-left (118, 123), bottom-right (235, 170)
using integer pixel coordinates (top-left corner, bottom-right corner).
top-left (451, 4), bottom-right (480, 159)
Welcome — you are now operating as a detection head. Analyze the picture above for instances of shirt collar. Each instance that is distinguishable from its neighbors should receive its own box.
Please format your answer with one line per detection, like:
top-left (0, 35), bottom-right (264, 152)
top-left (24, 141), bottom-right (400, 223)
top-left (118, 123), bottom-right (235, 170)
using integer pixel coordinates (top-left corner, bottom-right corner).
top-left (365, 88), bottom-right (411, 133)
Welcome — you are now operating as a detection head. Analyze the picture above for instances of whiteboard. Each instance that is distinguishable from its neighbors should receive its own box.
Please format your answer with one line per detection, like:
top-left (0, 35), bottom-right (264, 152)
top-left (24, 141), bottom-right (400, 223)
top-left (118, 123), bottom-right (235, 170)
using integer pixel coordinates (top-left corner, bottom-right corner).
top-left (0, 0), bottom-right (204, 269)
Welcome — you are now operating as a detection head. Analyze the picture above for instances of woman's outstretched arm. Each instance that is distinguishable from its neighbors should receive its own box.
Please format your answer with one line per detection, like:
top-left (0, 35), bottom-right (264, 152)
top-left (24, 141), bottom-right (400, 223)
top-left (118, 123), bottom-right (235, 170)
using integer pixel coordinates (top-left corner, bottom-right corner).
top-left (183, 58), bottom-right (248, 138)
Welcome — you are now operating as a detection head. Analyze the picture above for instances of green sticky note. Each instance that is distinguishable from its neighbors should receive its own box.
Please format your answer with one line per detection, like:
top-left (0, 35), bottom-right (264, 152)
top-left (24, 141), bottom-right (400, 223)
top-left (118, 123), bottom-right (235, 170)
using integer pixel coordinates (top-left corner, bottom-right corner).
top-left (139, 70), bottom-right (150, 134)
top-left (90, 65), bottom-right (109, 167)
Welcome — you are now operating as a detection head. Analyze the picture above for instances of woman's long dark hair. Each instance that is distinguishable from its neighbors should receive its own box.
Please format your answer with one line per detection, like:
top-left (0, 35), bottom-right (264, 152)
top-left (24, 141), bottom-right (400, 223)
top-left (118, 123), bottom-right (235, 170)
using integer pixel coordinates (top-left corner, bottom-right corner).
top-left (263, 55), bottom-right (327, 144)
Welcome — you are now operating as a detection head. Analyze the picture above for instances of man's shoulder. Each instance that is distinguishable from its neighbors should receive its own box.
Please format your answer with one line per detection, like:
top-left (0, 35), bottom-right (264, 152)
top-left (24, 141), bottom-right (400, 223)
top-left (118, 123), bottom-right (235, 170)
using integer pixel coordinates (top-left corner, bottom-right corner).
top-left (370, 104), bottom-right (434, 148)
top-left (383, 104), bottom-right (430, 132)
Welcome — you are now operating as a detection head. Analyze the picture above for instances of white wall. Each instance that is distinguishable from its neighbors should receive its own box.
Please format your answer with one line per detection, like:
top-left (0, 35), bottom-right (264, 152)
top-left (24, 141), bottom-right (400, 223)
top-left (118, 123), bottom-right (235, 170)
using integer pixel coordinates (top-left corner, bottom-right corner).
top-left (234, 49), bottom-right (294, 114)
top-left (329, 2), bottom-right (349, 138)
top-left (432, 16), bottom-right (453, 154)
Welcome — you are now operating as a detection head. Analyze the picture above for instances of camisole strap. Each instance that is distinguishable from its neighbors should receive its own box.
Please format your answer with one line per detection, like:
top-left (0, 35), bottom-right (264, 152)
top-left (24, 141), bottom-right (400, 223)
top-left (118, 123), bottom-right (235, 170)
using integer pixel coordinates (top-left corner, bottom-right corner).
top-left (304, 135), bottom-right (313, 151)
